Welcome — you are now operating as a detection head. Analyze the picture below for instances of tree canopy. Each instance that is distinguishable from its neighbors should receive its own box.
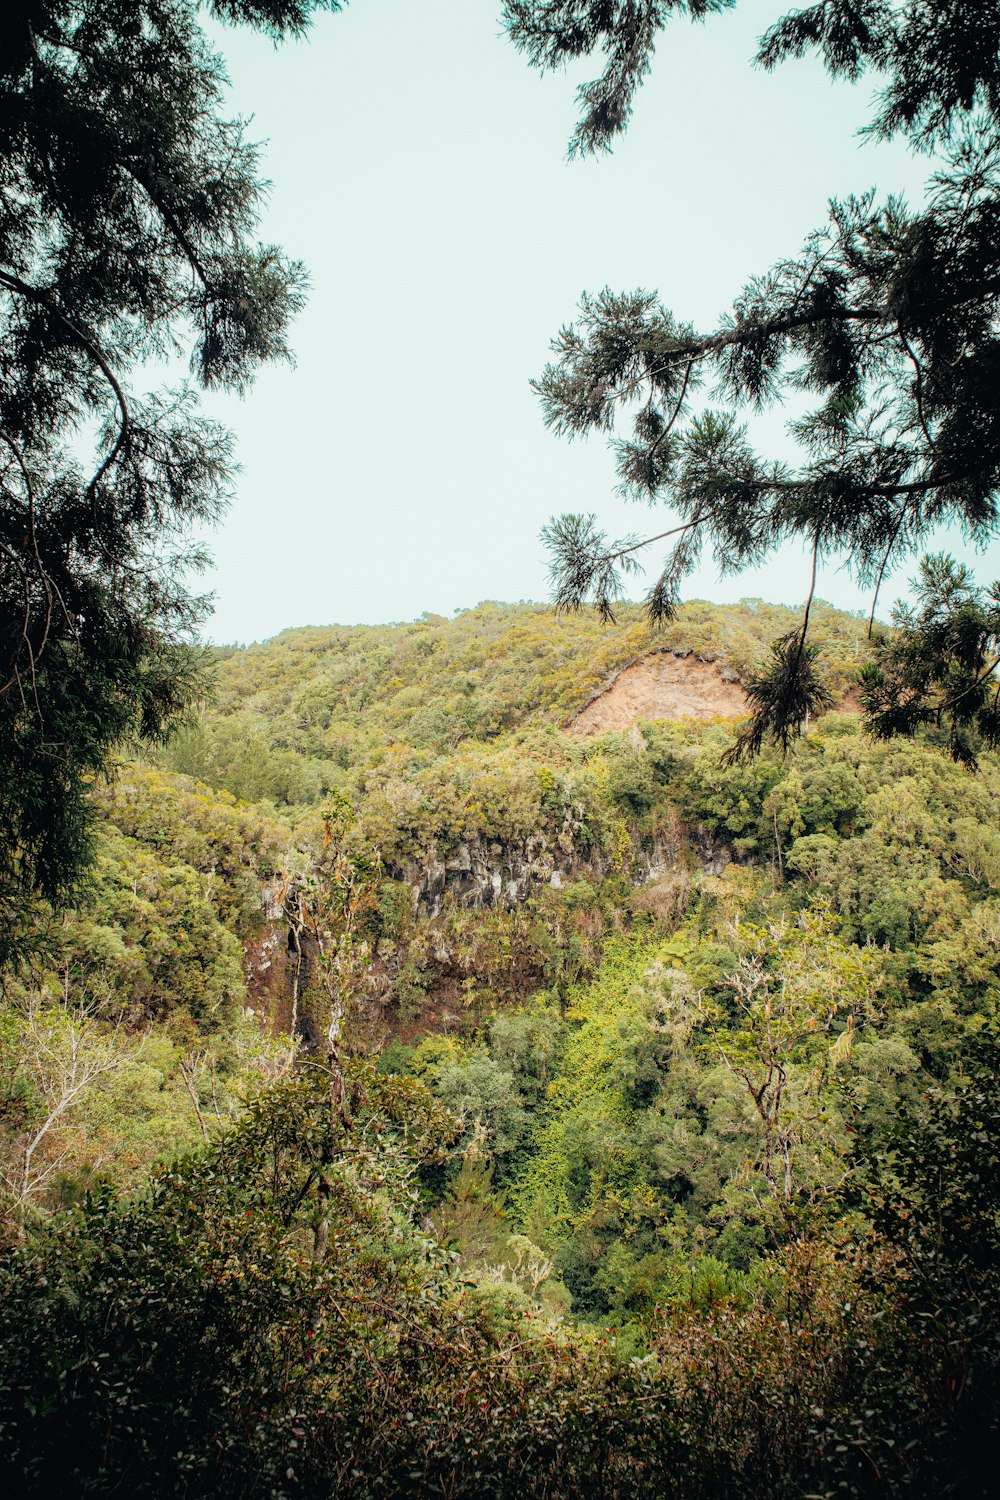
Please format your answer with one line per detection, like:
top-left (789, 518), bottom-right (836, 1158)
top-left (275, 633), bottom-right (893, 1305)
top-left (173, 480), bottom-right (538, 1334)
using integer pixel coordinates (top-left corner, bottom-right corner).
top-left (506, 1), bottom-right (1000, 764)
top-left (0, 0), bottom-right (340, 962)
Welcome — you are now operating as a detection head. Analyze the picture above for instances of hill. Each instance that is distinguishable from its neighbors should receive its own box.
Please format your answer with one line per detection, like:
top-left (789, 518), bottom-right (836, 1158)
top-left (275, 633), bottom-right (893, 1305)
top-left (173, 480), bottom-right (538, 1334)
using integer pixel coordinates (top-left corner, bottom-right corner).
top-left (160, 598), bottom-right (867, 807)
top-left (4, 598), bottom-right (1000, 1496)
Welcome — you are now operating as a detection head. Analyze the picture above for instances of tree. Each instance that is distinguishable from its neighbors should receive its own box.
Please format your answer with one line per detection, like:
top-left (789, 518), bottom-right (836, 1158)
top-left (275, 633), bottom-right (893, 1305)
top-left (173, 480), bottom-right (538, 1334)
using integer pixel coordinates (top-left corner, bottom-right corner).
top-left (0, 985), bottom-right (137, 1217)
top-left (696, 906), bottom-right (881, 1205)
top-left (505, 2), bottom-right (1000, 761)
top-left (0, 1062), bottom-right (683, 1500)
top-left (282, 793), bottom-right (380, 1060)
top-left (0, 1), bottom-right (342, 964)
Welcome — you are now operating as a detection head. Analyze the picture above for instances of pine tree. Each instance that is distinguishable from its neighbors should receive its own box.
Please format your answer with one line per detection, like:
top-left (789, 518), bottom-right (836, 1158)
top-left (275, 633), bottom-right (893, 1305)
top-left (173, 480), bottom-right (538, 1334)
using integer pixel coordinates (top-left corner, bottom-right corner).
top-left (0, 1), bottom-right (341, 960)
top-left (506, 2), bottom-right (1000, 763)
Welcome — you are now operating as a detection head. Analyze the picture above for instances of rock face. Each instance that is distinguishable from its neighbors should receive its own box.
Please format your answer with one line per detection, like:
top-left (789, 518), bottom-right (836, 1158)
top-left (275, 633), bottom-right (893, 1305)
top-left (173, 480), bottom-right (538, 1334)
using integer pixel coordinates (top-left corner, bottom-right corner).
top-left (406, 834), bottom-right (577, 919)
top-left (404, 830), bottom-right (730, 918)
top-left (570, 652), bottom-right (747, 736)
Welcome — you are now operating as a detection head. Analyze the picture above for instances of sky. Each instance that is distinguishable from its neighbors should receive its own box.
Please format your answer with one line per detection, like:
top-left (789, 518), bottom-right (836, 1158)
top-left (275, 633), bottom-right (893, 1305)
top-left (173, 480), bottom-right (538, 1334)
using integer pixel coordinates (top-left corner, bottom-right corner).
top-left (196, 0), bottom-right (944, 644)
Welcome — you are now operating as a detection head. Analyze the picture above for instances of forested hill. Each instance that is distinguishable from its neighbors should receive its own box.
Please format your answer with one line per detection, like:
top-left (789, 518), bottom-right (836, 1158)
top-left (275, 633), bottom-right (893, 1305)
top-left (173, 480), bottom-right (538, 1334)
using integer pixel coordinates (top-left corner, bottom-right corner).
top-left (162, 598), bottom-right (866, 807)
top-left (5, 597), bottom-right (1000, 1496)
top-left (7, 0), bottom-right (1000, 1488)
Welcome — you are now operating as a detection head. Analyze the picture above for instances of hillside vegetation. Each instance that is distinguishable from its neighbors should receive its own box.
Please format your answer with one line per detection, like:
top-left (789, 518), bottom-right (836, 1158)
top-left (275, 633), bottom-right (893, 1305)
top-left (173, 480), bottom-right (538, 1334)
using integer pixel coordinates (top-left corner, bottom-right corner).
top-left (161, 598), bottom-right (864, 805)
top-left (3, 601), bottom-right (999, 1496)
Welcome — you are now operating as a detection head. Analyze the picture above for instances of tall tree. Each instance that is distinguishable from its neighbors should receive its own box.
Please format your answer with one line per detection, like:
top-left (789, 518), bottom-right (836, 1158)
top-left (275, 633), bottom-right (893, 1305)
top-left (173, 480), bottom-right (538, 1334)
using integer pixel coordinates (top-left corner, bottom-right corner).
top-left (0, 1), bottom-right (341, 962)
top-left (505, 2), bottom-right (1000, 764)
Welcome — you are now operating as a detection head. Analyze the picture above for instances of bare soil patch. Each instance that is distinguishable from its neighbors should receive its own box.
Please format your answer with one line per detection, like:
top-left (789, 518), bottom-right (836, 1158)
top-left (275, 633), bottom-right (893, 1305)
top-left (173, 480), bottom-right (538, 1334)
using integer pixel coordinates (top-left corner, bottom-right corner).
top-left (570, 653), bottom-right (747, 736)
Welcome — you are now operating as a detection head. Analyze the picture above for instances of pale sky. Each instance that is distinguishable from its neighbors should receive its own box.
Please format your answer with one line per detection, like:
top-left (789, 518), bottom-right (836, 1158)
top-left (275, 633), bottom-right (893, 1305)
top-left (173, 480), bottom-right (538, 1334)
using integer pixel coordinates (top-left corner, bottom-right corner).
top-left (196, 0), bottom-right (949, 643)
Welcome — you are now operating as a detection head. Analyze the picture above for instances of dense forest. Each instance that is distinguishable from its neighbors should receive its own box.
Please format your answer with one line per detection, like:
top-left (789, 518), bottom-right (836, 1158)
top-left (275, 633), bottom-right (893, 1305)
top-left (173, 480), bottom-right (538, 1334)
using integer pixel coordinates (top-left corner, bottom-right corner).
top-left (5, 0), bottom-right (1000, 1494)
top-left (4, 599), bottom-right (999, 1495)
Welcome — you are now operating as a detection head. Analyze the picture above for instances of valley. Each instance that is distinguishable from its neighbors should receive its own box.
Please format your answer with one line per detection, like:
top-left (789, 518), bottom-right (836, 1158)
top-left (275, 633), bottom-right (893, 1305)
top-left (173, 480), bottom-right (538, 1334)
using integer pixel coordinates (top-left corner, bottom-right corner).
top-left (5, 598), bottom-right (1000, 1496)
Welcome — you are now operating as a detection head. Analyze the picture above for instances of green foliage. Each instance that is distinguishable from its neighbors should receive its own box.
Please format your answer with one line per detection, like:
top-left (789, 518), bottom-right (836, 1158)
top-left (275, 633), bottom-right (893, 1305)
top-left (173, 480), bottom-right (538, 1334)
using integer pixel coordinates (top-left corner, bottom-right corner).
top-left (509, 2), bottom-right (1000, 760)
top-left (726, 637), bottom-right (834, 762)
top-left (72, 826), bottom-right (245, 1026)
top-left (0, 1064), bottom-right (677, 1499)
top-left (6, 0), bottom-right (999, 1481)
top-left (395, 706), bottom-right (1000, 1335)
top-left (0, 0), bottom-right (338, 959)
top-left (6, 603), bottom-right (1000, 1490)
top-left (160, 600), bottom-right (865, 813)
top-left (0, 765), bottom-right (296, 1220)
top-left (864, 554), bottom-right (1000, 766)
top-left (94, 764), bottom-right (288, 935)
top-left (505, 1), bottom-right (737, 158)
top-left (695, 907), bottom-right (882, 1207)
top-left (6, 1047), bottom-right (997, 1497)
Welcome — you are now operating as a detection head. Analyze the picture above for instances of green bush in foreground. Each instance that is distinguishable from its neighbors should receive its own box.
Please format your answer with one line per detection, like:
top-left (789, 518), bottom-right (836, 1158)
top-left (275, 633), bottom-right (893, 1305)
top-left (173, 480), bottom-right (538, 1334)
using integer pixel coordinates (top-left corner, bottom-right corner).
top-left (2, 1049), bottom-right (999, 1498)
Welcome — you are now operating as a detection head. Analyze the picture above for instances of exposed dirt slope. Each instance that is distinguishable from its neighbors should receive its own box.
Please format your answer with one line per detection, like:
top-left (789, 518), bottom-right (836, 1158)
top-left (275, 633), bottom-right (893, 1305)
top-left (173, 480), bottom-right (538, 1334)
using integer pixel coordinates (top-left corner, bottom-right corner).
top-left (570, 653), bottom-right (747, 736)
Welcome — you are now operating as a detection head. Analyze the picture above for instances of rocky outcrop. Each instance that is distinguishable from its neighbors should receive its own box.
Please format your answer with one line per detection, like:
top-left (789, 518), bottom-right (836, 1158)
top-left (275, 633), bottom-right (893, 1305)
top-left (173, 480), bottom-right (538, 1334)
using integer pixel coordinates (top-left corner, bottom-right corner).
top-left (403, 827), bottom-right (730, 918)
top-left (405, 833), bottom-right (578, 918)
